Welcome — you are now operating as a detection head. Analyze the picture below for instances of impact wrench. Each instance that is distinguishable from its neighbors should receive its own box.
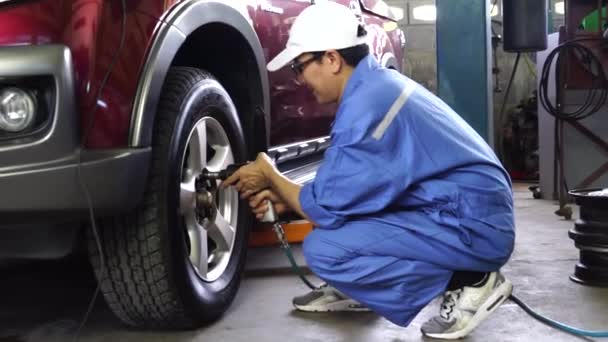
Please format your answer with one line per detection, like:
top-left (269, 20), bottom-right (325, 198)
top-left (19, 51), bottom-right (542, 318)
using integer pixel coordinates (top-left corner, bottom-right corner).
top-left (202, 164), bottom-right (608, 338)
top-left (202, 164), bottom-right (320, 290)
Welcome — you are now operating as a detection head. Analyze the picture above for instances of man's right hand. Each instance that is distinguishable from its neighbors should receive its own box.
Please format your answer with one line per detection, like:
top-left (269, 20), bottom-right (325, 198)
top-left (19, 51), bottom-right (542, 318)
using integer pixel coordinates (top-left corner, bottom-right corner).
top-left (248, 189), bottom-right (290, 221)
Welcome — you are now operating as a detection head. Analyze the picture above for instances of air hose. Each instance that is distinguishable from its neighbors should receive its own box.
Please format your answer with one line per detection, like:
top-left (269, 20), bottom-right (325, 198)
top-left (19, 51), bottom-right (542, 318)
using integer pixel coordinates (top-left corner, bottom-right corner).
top-left (210, 164), bottom-right (608, 338)
top-left (509, 294), bottom-right (608, 337)
top-left (271, 222), bottom-right (319, 290)
top-left (271, 222), bottom-right (608, 338)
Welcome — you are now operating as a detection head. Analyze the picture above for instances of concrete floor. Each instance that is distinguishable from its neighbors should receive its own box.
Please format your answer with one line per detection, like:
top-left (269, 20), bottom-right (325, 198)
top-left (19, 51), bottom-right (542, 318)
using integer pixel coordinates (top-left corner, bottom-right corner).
top-left (1, 183), bottom-right (608, 342)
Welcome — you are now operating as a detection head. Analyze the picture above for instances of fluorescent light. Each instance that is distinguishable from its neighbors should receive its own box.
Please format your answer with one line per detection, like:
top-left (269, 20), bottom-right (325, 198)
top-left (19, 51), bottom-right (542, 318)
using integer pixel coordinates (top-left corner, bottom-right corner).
top-left (491, 4), bottom-right (499, 17)
top-left (412, 5), bottom-right (436, 22)
top-left (555, 1), bottom-right (564, 15)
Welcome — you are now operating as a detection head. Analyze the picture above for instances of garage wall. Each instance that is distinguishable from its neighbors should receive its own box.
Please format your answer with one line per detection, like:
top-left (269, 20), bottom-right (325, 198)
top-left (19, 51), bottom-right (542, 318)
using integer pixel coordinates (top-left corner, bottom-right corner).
top-left (386, 0), bottom-right (537, 96)
top-left (386, 0), bottom-right (437, 92)
top-left (385, 0), bottom-right (565, 148)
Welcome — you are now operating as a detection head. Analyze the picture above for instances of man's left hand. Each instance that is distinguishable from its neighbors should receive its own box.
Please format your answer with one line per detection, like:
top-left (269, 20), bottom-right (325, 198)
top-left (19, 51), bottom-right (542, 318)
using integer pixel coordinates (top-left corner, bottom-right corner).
top-left (223, 152), bottom-right (277, 199)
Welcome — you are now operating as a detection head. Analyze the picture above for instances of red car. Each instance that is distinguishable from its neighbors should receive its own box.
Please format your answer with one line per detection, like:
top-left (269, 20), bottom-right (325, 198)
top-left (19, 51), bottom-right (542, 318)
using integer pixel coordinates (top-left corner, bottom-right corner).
top-left (0, 0), bottom-right (404, 328)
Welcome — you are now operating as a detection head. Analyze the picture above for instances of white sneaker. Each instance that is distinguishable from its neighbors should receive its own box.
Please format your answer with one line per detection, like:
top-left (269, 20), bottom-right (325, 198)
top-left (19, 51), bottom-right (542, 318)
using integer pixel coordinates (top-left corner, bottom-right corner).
top-left (421, 272), bottom-right (513, 340)
top-left (292, 283), bottom-right (370, 312)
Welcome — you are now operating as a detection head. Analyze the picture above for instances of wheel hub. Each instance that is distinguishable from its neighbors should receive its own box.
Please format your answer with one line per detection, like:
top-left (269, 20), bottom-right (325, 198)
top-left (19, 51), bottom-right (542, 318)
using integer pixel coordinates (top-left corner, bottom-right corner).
top-left (195, 179), bottom-right (218, 222)
top-left (179, 116), bottom-right (238, 282)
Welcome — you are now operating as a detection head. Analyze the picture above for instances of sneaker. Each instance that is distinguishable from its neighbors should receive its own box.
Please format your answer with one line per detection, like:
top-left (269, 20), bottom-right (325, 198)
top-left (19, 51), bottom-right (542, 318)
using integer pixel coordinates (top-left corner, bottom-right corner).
top-left (421, 272), bottom-right (513, 340)
top-left (292, 283), bottom-right (370, 312)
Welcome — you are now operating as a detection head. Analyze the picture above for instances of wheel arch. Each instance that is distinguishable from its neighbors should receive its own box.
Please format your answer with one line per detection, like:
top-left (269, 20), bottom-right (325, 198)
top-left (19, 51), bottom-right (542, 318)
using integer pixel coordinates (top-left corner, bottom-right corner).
top-left (381, 52), bottom-right (399, 71)
top-left (128, 1), bottom-right (270, 157)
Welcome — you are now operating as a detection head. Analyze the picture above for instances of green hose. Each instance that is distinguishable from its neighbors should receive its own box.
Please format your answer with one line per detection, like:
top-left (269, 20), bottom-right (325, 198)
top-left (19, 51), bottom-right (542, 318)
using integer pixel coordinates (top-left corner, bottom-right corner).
top-left (510, 294), bottom-right (608, 337)
top-left (272, 222), bottom-right (319, 290)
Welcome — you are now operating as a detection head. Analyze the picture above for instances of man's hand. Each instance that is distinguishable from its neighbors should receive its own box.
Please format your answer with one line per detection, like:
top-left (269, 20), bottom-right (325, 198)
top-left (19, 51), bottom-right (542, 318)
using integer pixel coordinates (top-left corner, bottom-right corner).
top-left (223, 152), bottom-right (277, 199)
top-left (225, 153), bottom-right (313, 225)
top-left (249, 189), bottom-right (290, 221)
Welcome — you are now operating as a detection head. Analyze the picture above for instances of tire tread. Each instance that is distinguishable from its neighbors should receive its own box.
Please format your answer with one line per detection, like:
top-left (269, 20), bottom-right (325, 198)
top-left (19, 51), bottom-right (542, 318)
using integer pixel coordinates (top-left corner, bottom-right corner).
top-left (88, 67), bottom-right (221, 328)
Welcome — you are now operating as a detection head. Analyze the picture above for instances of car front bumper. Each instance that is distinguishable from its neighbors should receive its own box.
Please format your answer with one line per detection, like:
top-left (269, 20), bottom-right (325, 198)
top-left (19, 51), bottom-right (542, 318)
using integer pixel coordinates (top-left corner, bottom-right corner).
top-left (0, 45), bottom-right (150, 221)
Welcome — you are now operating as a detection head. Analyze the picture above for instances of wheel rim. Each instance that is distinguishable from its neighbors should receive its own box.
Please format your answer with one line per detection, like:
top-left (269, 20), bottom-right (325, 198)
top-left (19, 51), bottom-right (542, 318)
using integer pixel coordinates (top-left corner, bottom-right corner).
top-left (179, 116), bottom-right (239, 282)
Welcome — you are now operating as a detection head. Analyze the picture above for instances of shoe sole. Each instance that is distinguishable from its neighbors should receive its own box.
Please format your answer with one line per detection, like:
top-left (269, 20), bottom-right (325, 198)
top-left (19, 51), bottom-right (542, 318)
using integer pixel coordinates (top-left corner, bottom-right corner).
top-left (293, 300), bottom-right (371, 312)
top-left (424, 279), bottom-right (513, 340)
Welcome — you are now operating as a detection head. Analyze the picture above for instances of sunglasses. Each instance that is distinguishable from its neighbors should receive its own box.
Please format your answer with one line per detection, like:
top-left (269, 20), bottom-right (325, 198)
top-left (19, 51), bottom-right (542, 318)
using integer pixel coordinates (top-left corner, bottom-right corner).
top-left (290, 52), bottom-right (324, 76)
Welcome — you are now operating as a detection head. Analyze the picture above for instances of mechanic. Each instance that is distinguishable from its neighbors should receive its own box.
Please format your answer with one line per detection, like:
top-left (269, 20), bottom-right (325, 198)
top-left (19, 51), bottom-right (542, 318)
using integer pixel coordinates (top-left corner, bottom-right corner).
top-left (223, 2), bottom-right (515, 340)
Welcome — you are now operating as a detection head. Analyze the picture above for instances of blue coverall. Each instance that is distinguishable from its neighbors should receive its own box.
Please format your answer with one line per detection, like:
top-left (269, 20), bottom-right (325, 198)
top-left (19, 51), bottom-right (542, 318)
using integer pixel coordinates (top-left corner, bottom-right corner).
top-left (299, 55), bottom-right (515, 327)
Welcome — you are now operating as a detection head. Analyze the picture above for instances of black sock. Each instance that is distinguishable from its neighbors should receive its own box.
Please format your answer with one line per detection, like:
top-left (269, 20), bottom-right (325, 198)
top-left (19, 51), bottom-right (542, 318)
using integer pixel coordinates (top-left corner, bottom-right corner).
top-left (446, 271), bottom-right (489, 291)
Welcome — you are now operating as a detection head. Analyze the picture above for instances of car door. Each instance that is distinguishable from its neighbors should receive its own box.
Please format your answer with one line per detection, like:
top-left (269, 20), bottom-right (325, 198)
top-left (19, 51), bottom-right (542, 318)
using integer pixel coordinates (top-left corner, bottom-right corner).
top-left (253, 0), bottom-right (337, 148)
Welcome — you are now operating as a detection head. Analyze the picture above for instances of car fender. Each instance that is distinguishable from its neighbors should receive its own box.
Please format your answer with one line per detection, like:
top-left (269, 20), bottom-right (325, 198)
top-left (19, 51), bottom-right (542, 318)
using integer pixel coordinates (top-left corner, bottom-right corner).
top-left (128, 0), bottom-right (270, 148)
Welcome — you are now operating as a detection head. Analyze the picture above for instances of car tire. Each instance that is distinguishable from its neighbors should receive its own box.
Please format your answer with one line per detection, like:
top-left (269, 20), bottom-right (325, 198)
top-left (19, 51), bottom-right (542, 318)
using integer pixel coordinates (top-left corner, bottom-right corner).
top-left (88, 67), bottom-right (251, 328)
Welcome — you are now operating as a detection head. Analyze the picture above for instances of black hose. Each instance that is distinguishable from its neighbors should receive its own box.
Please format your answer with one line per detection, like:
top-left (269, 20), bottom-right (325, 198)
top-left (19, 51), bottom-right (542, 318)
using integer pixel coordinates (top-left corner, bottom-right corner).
top-left (498, 53), bottom-right (521, 128)
top-left (539, 39), bottom-right (608, 121)
top-left (73, 0), bottom-right (127, 340)
top-left (539, 39), bottom-right (607, 198)
top-left (497, 52), bottom-right (521, 161)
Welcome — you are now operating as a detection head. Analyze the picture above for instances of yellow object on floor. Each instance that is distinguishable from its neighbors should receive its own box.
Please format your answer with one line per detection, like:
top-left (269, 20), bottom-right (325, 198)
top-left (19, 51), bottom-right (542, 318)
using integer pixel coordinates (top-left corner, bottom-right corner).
top-left (249, 220), bottom-right (313, 247)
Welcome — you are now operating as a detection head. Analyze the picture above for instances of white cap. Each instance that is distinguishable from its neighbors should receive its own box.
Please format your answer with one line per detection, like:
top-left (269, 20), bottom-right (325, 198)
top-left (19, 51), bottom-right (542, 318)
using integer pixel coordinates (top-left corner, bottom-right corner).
top-left (267, 2), bottom-right (367, 72)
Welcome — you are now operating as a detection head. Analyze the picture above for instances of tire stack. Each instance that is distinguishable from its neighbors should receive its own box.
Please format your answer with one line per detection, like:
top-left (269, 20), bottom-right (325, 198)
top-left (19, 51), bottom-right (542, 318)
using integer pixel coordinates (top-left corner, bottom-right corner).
top-left (569, 188), bottom-right (608, 287)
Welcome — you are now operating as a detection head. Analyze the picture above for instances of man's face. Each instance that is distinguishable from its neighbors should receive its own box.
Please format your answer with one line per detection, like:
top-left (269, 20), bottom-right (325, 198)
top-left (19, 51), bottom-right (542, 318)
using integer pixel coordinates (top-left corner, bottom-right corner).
top-left (290, 52), bottom-right (340, 104)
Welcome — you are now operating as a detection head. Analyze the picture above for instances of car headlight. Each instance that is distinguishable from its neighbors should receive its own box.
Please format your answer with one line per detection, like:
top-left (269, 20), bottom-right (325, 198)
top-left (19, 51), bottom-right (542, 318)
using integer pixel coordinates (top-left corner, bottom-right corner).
top-left (0, 87), bottom-right (36, 132)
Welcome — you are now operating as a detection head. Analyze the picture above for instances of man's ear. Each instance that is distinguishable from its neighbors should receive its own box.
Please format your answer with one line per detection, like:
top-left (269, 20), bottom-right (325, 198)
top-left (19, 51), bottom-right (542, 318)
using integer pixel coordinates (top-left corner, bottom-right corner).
top-left (325, 50), bottom-right (343, 74)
